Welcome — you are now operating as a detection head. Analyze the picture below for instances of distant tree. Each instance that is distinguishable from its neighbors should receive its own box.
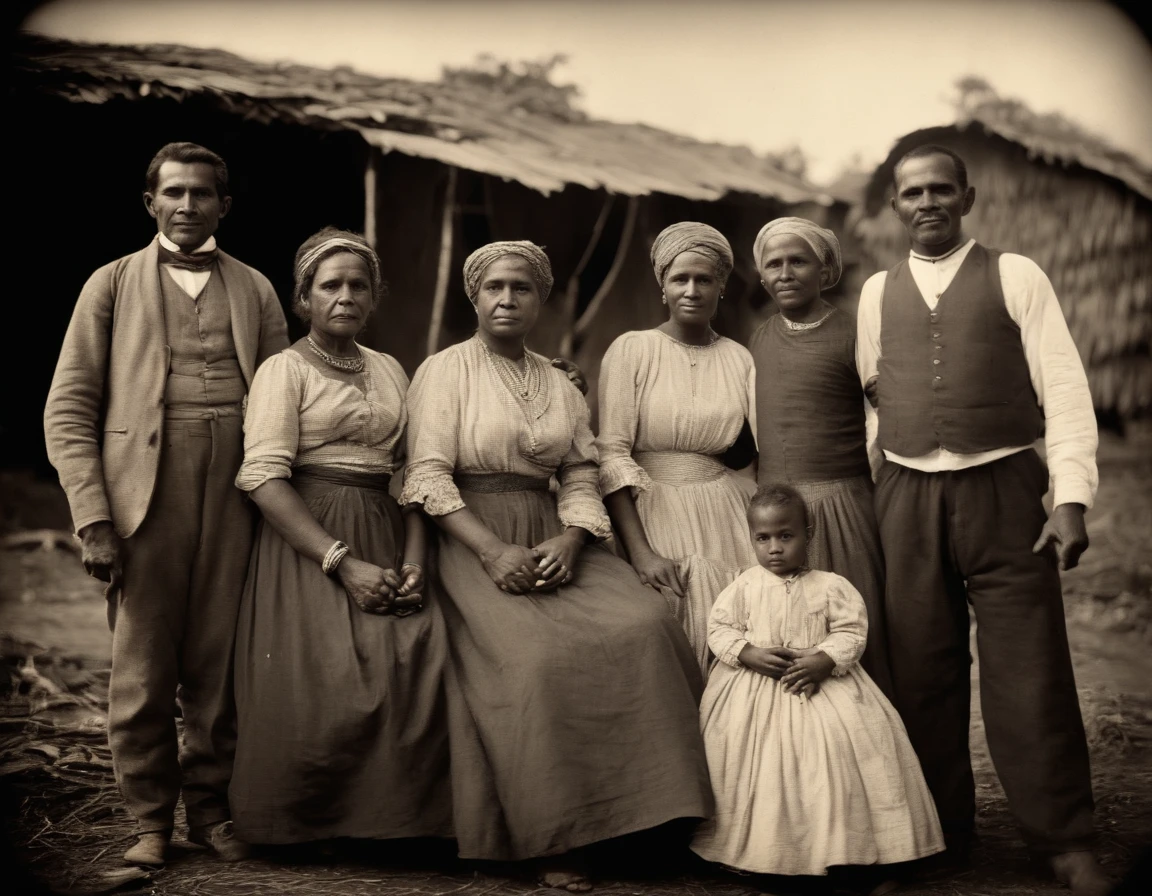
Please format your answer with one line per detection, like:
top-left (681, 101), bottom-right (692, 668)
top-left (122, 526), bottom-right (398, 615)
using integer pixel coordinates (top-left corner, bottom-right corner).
top-left (441, 53), bottom-right (586, 122)
top-left (766, 143), bottom-right (808, 180)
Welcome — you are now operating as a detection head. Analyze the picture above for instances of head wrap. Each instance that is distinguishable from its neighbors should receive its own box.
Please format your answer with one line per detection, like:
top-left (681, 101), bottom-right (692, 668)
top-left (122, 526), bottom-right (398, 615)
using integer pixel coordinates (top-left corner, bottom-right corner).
top-left (294, 236), bottom-right (383, 306)
top-left (752, 217), bottom-right (842, 289)
top-left (649, 222), bottom-right (734, 285)
top-left (463, 241), bottom-right (554, 304)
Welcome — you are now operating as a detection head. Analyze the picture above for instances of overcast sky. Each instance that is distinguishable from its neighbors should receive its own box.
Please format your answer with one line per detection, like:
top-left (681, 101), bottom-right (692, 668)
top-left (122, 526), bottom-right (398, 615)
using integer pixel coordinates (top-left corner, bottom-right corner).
top-left (22, 0), bottom-right (1152, 184)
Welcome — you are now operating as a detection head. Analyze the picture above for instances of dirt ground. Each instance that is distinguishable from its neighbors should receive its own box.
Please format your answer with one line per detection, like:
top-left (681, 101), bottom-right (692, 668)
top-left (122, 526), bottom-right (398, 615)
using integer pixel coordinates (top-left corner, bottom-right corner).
top-left (1, 427), bottom-right (1150, 896)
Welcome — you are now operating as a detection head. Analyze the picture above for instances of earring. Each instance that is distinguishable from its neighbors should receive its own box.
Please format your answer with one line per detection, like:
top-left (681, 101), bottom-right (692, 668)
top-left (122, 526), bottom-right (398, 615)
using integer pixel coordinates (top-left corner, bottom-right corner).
top-left (720, 293), bottom-right (725, 300)
top-left (661, 292), bottom-right (667, 305)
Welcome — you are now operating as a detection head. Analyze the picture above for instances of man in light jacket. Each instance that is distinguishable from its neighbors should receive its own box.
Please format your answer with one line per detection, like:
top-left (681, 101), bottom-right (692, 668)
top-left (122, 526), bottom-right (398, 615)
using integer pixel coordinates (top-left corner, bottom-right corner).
top-left (44, 142), bottom-right (288, 868)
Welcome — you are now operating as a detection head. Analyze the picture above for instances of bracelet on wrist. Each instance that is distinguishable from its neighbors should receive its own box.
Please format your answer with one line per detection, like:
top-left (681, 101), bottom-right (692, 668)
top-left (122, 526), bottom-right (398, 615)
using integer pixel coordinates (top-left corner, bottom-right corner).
top-left (400, 562), bottom-right (423, 574)
top-left (321, 540), bottom-right (350, 575)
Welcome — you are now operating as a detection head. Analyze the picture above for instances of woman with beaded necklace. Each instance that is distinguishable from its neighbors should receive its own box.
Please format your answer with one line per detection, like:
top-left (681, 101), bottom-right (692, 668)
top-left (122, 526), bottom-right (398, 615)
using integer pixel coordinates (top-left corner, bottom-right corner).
top-left (402, 240), bottom-right (712, 892)
top-left (597, 222), bottom-right (758, 676)
top-left (747, 217), bottom-right (892, 695)
top-left (229, 227), bottom-right (451, 846)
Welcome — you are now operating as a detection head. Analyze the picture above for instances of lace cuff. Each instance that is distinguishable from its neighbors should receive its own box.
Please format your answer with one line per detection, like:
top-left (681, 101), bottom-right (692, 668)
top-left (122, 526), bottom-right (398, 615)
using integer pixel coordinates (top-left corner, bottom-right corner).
top-left (599, 456), bottom-right (652, 497)
top-left (815, 635), bottom-right (865, 676)
top-left (399, 471), bottom-right (466, 517)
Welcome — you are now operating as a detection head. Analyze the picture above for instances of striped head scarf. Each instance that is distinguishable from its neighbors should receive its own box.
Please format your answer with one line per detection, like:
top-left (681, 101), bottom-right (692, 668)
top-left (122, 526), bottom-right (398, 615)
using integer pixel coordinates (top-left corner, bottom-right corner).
top-left (293, 233), bottom-right (384, 312)
top-left (752, 217), bottom-right (842, 289)
top-left (463, 241), bottom-right (554, 304)
top-left (650, 222), bottom-right (734, 285)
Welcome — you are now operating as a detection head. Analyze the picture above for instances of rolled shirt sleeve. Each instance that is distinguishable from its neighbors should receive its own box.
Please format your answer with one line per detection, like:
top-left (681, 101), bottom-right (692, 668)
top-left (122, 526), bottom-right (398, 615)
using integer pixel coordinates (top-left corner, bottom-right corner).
top-left (556, 398), bottom-right (613, 540)
top-left (399, 352), bottom-right (468, 516)
top-left (596, 335), bottom-right (655, 497)
top-left (235, 353), bottom-right (302, 492)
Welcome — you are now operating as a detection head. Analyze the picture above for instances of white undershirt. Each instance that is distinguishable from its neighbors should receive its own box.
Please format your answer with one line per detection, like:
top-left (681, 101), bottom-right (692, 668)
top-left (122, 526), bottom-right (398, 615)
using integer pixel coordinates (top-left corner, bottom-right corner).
top-left (158, 233), bottom-right (215, 299)
top-left (856, 239), bottom-right (1098, 509)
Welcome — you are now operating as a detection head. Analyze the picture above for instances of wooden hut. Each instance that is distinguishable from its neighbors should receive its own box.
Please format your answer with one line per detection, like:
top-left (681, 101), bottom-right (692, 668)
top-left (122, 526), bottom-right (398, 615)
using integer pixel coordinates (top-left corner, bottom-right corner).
top-left (854, 107), bottom-right (1152, 421)
top-left (11, 33), bottom-right (841, 471)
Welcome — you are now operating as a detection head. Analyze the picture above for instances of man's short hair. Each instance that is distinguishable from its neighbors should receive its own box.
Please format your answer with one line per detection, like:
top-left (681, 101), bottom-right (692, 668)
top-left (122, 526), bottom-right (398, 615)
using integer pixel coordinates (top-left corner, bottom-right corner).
top-left (145, 142), bottom-right (230, 199)
top-left (893, 144), bottom-right (969, 193)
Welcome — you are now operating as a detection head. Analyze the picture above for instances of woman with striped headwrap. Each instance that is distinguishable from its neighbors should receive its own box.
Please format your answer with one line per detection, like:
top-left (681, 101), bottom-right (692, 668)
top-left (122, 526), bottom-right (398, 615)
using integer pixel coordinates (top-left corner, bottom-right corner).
top-left (597, 222), bottom-right (758, 676)
top-left (402, 241), bottom-right (712, 890)
top-left (747, 217), bottom-right (892, 695)
top-left (230, 227), bottom-right (452, 845)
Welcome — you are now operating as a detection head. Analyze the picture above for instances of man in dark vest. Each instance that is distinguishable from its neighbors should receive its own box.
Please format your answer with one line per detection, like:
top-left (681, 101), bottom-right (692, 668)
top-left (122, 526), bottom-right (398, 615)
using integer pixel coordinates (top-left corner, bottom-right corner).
top-left (856, 145), bottom-right (1109, 895)
top-left (44, 143), bottom-right (289, 867)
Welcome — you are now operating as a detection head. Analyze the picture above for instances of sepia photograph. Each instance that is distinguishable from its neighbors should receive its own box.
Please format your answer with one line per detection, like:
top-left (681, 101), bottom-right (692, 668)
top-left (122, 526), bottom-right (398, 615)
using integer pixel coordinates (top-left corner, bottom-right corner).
top-left (2, 1), bottom-right (1150, 894)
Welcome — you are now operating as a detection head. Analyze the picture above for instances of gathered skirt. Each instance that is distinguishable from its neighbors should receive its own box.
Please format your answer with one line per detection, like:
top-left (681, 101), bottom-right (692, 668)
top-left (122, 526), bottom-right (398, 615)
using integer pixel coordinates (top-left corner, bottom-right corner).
top-left (634, 454), bottom-right (757, 676)
top-left (436, 484), bottom-right (714, 860)
top-left (793, 475), bottom-right (893, 696)
top-left (230, 469), bottom-right (452, 843)
top-left (690, 662), bottom-right (944, 875)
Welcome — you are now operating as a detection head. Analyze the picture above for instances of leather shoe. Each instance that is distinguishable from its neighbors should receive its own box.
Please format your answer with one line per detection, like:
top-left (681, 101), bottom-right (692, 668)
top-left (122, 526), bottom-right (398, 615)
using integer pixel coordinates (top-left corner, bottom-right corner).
top-left (123, 831), bottom-right (169, 867)
top-left (189, 820), bottom-right (251, 862)
top-left (1050, 850), bottom-right (1113, 896)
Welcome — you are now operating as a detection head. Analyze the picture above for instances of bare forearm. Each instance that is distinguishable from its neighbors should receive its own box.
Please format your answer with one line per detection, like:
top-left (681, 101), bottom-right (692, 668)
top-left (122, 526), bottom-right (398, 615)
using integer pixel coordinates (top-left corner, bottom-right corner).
top-left (604, 489), bottom-right (654, 562)
top-left (432, 506), bottom-right (505, 559)
top-left (249, 479), bottom-right (338, 564)
top-left (401, 507), bottom-right (428, 568)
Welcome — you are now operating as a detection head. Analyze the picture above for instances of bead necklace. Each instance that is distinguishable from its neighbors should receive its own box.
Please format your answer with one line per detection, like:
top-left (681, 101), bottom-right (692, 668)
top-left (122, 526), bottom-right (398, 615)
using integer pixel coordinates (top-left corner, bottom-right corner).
top-left (780, 310), bottom-right (834, 332)
top-left (307, 336), bottom-right (365, 373)
top-left (479, 338), bottom-right (542, 401)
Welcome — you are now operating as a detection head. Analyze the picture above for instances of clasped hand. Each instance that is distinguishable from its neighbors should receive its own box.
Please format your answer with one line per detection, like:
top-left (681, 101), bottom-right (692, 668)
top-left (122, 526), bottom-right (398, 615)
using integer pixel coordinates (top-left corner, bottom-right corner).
top-left (338, 557), bottom-right (424, 615)
top-left (481, 531), bottom-right (582, 594)
top-left (738, 644), bottom-right (836, 698)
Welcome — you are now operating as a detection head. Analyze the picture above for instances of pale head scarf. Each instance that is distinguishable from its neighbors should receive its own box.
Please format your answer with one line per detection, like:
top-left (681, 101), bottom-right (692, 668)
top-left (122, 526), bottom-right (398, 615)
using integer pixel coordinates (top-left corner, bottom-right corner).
top-left (463, 241), bottom-right (554, 303)
top-left (752, 217), bottom-right (843, 289)
top-left (292, 231), bottom-right (384, 319)
top-left (649, 222), bottom-right (734, 285)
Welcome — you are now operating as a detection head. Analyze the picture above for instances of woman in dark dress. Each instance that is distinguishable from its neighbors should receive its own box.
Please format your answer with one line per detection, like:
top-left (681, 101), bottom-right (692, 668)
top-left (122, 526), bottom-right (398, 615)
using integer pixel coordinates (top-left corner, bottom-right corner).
top-left (748, 217), bottom-right (892, 694)
top-left (229, 228), bottom-right (451, 844)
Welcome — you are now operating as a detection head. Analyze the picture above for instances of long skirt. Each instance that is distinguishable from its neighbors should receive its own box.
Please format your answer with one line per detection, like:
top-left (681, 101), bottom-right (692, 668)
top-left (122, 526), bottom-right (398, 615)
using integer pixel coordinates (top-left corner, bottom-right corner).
top-left (230, 467), bottom-right (452, 844)
top-left (634, 451), bottom-right (757, 676)
top-left (691, 662), bottom-right (944, 875)
top-left (793, 475), bottom-right (893, 696)
top-left (436, 478), bottom-right (713, 860)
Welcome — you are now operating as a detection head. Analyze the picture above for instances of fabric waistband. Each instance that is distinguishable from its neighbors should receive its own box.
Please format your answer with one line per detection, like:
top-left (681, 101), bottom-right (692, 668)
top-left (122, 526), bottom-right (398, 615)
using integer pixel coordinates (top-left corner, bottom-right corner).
top-left (294, 465), bottom-right (393, 492)
top-left (635, 450), bottom-right (725, 484)
top-left (455, 472), bottom-right (551, 493)
top-left (791, 475), bottom-right (873, 504)
top-left (164, 403), bottom-right (243, 421)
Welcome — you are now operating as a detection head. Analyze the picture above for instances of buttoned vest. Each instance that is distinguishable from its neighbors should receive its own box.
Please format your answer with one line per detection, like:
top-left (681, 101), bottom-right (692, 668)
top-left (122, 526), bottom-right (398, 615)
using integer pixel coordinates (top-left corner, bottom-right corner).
top-left (876, 244), bottom-right (1044, 456)
top-left (160, 266), bottom-right (246, 409)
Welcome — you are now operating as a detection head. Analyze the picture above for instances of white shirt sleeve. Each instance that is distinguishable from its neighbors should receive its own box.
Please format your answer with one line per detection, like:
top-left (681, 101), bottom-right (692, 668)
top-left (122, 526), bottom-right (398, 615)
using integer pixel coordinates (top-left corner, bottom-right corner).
top-left (1000, 254), bottom-right (1099, 508)
top-left (856, 271), bottom-right (887, 479)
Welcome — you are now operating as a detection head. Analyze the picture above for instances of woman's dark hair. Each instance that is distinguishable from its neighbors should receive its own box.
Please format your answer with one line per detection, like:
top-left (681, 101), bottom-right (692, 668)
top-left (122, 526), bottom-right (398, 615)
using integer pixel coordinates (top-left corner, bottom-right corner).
top-left (145, 142), bottom-right (230, 199)
top-left (748, 483), bottom-right (810, 529)
top-left (292, 227), bottom-right (386, 324)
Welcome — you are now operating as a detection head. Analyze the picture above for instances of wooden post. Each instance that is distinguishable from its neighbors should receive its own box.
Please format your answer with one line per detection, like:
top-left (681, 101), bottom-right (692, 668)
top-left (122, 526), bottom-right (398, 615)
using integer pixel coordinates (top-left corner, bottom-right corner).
top-left (426, 166), bottom-right (458, 358)
top-left (363, 146), bottom-right (378, 249)
top-left (559, 193), bottom-right (615, 358)
top-left (573, 196), bottom-right (639, 340)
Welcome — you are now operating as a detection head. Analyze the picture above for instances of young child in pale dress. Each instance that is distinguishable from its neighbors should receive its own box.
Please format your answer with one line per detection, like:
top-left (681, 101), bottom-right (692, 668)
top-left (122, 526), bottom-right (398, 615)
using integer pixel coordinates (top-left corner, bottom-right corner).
top-left (691, 484), bottom-right (944, 882)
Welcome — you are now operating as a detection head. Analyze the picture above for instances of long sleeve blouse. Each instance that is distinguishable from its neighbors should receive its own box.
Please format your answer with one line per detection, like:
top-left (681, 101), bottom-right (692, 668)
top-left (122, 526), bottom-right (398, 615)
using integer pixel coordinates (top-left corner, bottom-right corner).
top-left (596, 330), bottom-right (756, 496)
top-left (235, 347), bottom-right (408, 492)
top-left (400, 337), bottom-right (612, 540)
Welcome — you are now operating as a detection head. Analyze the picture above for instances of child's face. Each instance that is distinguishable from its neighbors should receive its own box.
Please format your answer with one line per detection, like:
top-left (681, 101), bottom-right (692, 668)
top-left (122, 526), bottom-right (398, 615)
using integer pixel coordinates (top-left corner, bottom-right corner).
top-left (749, 502), bottom-right (808, 576)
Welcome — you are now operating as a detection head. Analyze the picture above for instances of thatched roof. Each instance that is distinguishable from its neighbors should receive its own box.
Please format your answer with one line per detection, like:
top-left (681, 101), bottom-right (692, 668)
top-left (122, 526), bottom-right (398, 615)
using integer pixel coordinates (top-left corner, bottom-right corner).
top-left (862, 106), bottom-right (1152, 212)
top-left (13, 32), bottom-right (829, 205)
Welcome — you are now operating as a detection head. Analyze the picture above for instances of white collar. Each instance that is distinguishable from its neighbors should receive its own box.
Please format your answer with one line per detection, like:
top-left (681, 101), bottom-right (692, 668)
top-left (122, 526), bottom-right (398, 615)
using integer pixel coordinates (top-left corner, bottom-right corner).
top-left (910, 237), bottom-right (974, 264)
top-left (158, 233), bottom-right (217, 254)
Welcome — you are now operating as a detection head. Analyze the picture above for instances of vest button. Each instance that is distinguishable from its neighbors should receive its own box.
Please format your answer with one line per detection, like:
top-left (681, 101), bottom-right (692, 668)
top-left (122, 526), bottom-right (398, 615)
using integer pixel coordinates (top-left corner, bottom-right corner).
top-left (935, 375), bottom-right (942, 380)
top-left (933, 332), bottom-right (941, 338)
top-left (933, 359), bottom-right (940, 365)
